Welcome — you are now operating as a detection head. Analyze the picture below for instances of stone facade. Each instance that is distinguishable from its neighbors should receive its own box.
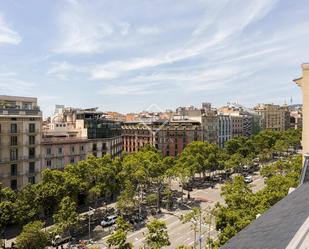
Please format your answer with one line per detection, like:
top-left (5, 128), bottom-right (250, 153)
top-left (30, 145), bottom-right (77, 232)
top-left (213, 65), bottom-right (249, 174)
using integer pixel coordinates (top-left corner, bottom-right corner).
top-left (254, 104), bottom-right (290, 131)
top-left (0, 95), bottom-right (43, 189)
top-left (294, 64), bottom-right (309, 157)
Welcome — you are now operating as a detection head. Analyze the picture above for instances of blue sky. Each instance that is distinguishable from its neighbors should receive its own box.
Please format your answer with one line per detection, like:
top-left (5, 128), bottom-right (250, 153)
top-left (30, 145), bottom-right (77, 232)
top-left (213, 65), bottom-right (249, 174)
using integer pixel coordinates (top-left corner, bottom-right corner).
top-left (0, 0), bottom-right (308, 115)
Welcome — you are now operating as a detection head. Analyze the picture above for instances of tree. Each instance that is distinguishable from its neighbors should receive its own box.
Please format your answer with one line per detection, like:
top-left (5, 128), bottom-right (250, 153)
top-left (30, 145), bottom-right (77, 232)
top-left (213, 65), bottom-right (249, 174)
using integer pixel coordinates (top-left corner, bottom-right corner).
top-left (15, 185), bottom-right (40, 225)
top-left (181, 208), bottom-right (200, 249)
top-left (16, 221), bottom-right (48, 249)
top-left (53, 196), bottom-right (78, 236)
top-left (214, 154), bottom-right (302, 246)
top-left (107, 217), bottom-right (132, 249)
top-left (177, 141), bottom-right (219, 177)
top-left (144, 219), bottom-right (170, 249)
top-left (180, 207), bottom-right (215, 249)
top-left (0, 185), bottom-right (16, 235)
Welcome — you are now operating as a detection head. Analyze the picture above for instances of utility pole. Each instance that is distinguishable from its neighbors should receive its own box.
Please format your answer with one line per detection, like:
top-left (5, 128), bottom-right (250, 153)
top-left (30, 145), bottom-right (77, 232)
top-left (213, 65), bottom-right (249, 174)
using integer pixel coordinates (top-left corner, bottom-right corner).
top-left (199, 210), bottom-right (202, 249)
top-left (89, 207), bottom-right (94, 241)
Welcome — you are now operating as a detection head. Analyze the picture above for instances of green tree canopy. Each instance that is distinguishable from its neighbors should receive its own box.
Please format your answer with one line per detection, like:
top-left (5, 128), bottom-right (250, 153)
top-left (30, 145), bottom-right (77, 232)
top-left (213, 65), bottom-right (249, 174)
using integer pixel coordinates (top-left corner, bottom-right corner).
top-left (16, 221), bottom-right (48, 249)
top-left (145, 219), bottom-right (170, 249)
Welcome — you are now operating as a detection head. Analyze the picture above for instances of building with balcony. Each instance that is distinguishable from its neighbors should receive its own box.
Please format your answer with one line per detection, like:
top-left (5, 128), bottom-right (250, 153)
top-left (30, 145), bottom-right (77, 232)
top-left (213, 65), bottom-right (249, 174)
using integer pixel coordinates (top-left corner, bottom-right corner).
top-left (0, 95), bottom-right (42, 190)
top-left (201, 103), bottom-right (218, 144)
top-left (42, 106), bottom-right (122, 170)
top-left (122, 120), bottom-right (202, 157)
top-left (254, 103), bottom-right (290, 131)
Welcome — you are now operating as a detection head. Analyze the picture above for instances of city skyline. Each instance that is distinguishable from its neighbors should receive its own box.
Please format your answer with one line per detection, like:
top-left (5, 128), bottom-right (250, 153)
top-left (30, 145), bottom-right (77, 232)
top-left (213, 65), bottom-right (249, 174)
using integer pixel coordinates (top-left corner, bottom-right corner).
top-left (0, 0), bottom-right (308, 115)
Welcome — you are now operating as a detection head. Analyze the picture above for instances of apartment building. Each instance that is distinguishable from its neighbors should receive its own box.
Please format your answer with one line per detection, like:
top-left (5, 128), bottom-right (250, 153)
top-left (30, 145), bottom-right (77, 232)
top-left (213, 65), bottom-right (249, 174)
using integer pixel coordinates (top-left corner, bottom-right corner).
top-left (42, 106), bottom-right (122, 170)
top-left (201, 103), bottom-right (218, 144)
top-left (294, 63), bottom-right (309, 157)
top-left (254, 104), bottom-right (290, 131)
top-left (122, 120), bottom-right (202, 157)
top-left (218, 103), bottom-right (255, 138)
top-left (217, 115), bottom-right (232, 148)
top-left (0, 95), bottom-right (42, 190)
top-left (175, 103), bottom-right (218, 144)
top-left (289, 105), bottom-right (302, 130)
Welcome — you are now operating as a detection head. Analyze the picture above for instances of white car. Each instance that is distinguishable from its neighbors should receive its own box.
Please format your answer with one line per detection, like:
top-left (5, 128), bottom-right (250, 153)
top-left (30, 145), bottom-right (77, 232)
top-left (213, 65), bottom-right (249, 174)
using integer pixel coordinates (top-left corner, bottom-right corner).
top-left (244, 176), bottom-right (253, 183)
top-left (101, 215), bottom-right (118, 227)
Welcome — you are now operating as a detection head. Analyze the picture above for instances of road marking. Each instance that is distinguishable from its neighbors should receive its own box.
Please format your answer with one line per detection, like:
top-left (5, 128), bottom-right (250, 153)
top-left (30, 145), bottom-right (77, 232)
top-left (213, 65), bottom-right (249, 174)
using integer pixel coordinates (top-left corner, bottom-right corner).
top-left (193, 189), bottom-right (208, 194)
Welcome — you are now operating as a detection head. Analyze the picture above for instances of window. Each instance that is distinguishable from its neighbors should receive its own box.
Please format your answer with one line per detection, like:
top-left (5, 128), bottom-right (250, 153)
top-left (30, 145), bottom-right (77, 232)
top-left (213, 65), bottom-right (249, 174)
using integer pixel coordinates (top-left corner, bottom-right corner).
top-left (58, 147), bottom-right (63, 155)
top-left (10, 148), bottom-right (18, 161)
top-left (29, 123), bottom-right (35, 133)
top-left (10, 136), bottom-right (18, 146)
top-left (93, 143), bottom-right (97, 151)
top-left (28, 176), bottom-right (35, 184)
top-left (29, 162), bottom-right (35, 174)
top-left (29, 136), bottom-right (35, 145)
top-left (11, 179), bottom-right (17, 190)
top-left (46, 147), bottom-right (52, 155)
top-left (70, 146), bottom-right (75, 154)
top-left (57, 158), bottom-right (64, 169)
top-left (70, 157), bottom-right (75, 164)
top-left (29, 147), bottom-right (35, 159)
top-left (46, 160), bottom-right (52, 168)
top-left (102, 143), bottom-right (106, 150)
top-left (11, 164), bottom-right (17, 176)
top-left (11, 123), bottom-right (17, 133)
top-left (80, 145), bottom-right (84, 152)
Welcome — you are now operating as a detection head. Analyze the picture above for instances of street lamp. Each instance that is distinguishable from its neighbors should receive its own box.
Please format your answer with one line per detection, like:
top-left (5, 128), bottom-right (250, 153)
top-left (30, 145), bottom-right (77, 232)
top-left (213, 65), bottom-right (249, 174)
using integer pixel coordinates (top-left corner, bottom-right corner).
top-left (89, 207), bottom-right (94, 241)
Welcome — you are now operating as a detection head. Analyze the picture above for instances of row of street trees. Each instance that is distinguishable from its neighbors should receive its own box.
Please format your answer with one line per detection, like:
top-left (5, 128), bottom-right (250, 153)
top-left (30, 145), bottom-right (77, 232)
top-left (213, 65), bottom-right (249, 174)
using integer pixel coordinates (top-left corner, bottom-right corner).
top-left (212, 154), bottom-right (302, 247)
top-left (0, 128), bottom-right (301, 248)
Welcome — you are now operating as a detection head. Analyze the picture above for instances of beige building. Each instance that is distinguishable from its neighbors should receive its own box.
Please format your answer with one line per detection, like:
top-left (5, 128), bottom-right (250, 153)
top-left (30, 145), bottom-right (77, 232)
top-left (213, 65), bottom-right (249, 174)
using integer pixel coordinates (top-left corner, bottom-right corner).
top-left (0, 95), bottom-right (43, 190)
top-left (42, 105), bottom-right (122, 170)
top-left (254, 104), bottom-right (290, 131)
top-left (294, 64), bottom-right (309, 157)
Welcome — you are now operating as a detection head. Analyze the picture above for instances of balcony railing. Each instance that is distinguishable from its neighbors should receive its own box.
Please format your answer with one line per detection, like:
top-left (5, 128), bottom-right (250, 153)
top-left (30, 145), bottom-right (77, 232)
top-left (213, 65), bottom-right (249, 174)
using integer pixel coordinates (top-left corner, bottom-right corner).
top-left (0, 156), bottom-right (41, 164)
top-left (0, 107), bottom-right (42, 116)
top-left (25, 129), bottom-right (40, 134)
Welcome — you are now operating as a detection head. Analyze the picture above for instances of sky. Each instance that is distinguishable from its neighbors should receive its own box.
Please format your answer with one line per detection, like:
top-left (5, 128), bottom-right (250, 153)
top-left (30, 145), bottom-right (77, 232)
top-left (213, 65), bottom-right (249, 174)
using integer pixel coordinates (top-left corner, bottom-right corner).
top-left (0, 0), bottom-right (308, 116)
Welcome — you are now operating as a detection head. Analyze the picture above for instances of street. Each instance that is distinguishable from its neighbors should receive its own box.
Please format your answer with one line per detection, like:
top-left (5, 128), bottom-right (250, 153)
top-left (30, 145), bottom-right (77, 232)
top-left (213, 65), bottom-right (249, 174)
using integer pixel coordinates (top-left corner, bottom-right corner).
top-left (94, 172), bottom-right (264, 248)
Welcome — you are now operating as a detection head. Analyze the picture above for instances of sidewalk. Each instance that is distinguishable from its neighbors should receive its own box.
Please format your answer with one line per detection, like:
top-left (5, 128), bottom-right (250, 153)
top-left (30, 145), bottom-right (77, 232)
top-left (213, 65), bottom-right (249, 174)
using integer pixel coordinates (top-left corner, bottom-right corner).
top-left (4, 202), bottom-right (117, 248)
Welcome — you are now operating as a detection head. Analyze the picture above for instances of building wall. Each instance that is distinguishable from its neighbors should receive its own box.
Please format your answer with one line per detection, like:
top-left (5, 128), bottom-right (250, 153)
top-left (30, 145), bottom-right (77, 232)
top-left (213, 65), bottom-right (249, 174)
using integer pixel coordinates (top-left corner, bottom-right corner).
top-left (0, 96), bottom-right (42, 190)
top-left (217, 115), bottom-right (232, 148)
top-left (295, 64), bottom-right (309, 156)
top-left (231, 115), bottom-right (243, 138)
top-left (42, 136), bottom-right (122, 170)
top-left (254, 104), bottom-right (290, 131)
top-left (122, 121), bottom-right (202, 157)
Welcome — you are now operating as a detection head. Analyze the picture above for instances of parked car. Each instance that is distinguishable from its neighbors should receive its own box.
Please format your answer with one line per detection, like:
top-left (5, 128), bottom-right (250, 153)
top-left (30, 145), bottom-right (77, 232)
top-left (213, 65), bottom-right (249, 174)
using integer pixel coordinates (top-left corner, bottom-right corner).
top-left (242, 165), bottom-right (250, 171)
top-left (101, 215), bottom-right (118, 227)
top-left (244, 176), bottom-right (253, 183)
top-left (51, 234), bottom-right (72, 246)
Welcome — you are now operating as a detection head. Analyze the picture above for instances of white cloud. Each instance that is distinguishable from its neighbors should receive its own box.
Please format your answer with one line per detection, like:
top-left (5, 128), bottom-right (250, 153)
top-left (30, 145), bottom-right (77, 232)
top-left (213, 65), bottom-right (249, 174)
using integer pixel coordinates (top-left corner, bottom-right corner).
top-left (0, 15), bottom-right (21, 45)
top-left (99, 83), bottom-right (155, 96)
top-left (53, 1), bottom-right (114, 54)
top-left (47, 61), bottom-right (88, 80)
top-left (90, 0), bottom-right (279, 79)
top-left (136, 26), bottom-right (160, 35)
top-left (0, 71), bottom-right (34, 94)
